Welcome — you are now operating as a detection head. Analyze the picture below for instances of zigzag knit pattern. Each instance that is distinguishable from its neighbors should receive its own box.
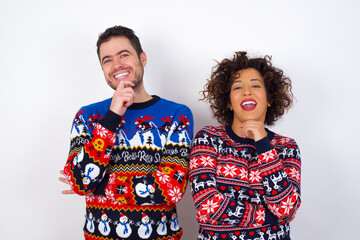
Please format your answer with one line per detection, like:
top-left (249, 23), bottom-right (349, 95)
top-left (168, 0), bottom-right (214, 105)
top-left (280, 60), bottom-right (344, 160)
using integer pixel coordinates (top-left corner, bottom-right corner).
top-left (189, 125), bottom-right (301, 240)
top-left (64, 96), bottom-right (193, 240)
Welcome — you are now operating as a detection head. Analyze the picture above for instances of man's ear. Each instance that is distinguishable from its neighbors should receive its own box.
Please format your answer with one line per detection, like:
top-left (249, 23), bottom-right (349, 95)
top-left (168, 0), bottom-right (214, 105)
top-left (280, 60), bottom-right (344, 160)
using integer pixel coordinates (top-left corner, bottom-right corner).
top-left (140, 52), bottom-right (147, 67)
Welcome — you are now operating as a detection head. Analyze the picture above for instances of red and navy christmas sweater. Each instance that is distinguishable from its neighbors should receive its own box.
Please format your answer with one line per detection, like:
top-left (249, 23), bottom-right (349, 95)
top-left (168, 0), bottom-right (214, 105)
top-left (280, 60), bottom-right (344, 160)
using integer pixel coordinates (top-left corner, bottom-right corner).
top-left (189, 125), bottom-right (301, 240)
top-left (64, 95), bottom-right (193, 240)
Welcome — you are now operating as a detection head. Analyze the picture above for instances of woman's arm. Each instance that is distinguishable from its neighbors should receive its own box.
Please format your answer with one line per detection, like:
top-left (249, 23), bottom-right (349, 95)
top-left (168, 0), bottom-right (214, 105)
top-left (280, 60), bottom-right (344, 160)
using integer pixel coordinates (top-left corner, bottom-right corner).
top-left (189, 128), bottom-right (278, 227)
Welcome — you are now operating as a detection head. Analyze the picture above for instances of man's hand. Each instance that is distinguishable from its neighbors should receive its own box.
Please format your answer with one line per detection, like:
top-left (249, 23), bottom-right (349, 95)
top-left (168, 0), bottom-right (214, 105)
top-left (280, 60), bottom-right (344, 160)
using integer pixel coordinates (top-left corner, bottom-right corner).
top-left (59, 170), bottom-right (75, 194)
top-left (239, 121), bottom-right (267, 142)
top-left (110, 80), bottom-right (136, 116)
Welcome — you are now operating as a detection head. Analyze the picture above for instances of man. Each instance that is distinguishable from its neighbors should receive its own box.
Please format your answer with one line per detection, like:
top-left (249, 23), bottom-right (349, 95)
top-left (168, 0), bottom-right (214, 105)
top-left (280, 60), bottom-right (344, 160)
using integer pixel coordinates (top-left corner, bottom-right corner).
top-left (60, 25), bottom-right (193, 240)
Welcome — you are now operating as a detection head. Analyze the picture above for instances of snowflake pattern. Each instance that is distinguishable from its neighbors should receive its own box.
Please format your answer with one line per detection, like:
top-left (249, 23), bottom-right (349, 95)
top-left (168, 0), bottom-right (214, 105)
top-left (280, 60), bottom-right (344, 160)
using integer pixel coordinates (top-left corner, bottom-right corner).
top-left (168, 187), bottom-right (183, 202)
top-left (259, 149), bottom-right (276, 163)
top-left (255, 209), bottom-right (265, 223)
top-left (249, 169), bottom-right (262, 183)
top-left (196, 211), bottom-right (209, 223)
top-left (216, 165), bottom-right (223, 176)
top-left (156, 171), bottom-right (171, 184)
top-left (238, 167), bottom-right (248, 180)
top-left (97, 196), bottom-right (108, 204)
top-left (268, 203), bottom-right (282, 218)
top-left (288, 167), bottom-right (301, 181)
top-left (281, 196), bottom-right (295, 216)
top-left (222, 164), bottom-right (237, 178)
top-left (85, 195), bottom-right (96, 202)
top-left (199, 156), bottom-right (216, 167)
top-left (189, 157), bottom-right (199, 170)
top-left (105, 189), bottom-right (115, 201)
top-left (201, 199), bottom-right (219, 214)
top-left (95, 124), bottom-right (110, 138)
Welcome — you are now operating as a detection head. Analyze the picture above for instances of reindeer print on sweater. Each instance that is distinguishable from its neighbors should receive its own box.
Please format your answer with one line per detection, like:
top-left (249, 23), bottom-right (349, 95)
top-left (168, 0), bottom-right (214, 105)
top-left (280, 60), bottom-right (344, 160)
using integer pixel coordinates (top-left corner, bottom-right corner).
top-left (189, 125), bottom-right (301, 240)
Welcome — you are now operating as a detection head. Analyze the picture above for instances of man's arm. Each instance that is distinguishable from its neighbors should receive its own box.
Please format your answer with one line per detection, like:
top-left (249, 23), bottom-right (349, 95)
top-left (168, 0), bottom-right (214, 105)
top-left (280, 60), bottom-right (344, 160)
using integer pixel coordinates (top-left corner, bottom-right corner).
top-left (62, 80), bottom-right (136, 195)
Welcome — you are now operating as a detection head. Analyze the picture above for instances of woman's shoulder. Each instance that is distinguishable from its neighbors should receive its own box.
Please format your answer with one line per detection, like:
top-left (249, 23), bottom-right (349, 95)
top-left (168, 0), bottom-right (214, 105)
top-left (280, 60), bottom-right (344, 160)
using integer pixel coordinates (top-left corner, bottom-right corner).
top-left (195, 125), bottom-right (226, 136)
top-left (271, 131), bottom-right (298, 147)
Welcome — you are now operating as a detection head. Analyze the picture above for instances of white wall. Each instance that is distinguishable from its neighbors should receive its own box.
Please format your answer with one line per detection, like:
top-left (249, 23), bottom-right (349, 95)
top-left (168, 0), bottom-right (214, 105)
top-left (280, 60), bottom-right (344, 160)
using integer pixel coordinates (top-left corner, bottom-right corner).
top-left (1, 0), bottom-right (359, 239)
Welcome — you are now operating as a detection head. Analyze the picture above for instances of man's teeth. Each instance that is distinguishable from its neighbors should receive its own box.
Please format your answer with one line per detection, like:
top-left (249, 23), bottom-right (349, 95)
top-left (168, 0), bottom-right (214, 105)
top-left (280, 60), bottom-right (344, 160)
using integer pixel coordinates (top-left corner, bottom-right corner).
top-left (115, 72), bottom-right (129, 79)
top-left (241, 101), bottom-right (256, 106)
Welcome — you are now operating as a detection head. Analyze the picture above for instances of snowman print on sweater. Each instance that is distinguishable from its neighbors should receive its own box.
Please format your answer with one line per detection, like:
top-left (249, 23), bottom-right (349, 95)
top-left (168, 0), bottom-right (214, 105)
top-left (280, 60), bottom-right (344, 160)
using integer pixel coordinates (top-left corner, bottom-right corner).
top-left (82, 163), bottom-right (100, 188)
top-left (86, 210), bottom-right (95, 233)
top-left (135, 182), bottom-right (156, 199)
top-left (98, 211), bottom-right (111, 236)
top-left (170, 212), bottom-right (180, 231)
top-left (137, 213), bottom-right (153, 239)
top-left (156, 213), bottom-right (167, 236)
top-left (116, 213), bottom-right (132, 238)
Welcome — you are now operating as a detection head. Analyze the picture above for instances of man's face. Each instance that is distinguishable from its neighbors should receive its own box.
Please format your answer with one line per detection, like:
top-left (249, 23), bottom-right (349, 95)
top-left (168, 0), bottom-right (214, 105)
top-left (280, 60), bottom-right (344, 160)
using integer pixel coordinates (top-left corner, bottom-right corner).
top-left (99, 36), bottom-right (147, 90)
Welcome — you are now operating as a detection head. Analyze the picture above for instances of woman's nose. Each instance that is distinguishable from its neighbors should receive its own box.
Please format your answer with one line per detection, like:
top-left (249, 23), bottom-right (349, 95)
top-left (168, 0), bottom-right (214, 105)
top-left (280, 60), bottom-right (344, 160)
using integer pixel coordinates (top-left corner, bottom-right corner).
top-left (242, 86), bottom-right (251, 96)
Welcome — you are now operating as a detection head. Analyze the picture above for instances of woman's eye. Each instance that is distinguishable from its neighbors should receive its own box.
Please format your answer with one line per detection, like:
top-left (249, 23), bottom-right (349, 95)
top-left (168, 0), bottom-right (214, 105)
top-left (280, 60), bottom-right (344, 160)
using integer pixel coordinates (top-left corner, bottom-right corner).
top-left (233, 86), bottom-right (242, 90)
top-left (252, 85), bottom-right (261, 88)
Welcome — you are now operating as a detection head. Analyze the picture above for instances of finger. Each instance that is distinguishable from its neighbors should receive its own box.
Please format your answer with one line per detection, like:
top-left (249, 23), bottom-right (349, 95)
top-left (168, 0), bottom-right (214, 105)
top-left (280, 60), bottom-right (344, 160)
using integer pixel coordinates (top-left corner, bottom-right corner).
top-left (116, 80), bottom-right (135, 91)
top-left (59, 177), bottom-right (70, 185)
top-left (61, 189), bottom-right (76, 194)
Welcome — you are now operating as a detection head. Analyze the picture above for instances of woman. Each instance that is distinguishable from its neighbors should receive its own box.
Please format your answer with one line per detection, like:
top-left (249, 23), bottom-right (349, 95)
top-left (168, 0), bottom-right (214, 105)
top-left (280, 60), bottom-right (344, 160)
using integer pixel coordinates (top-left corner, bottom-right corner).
top-left (189, 52), bottom-right (301, 240)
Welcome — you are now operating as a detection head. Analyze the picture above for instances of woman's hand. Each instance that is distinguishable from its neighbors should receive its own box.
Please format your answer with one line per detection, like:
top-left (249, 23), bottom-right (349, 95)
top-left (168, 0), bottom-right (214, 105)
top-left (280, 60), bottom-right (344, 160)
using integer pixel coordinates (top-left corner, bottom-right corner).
top-left (239, 121), bottom-right (267, 141)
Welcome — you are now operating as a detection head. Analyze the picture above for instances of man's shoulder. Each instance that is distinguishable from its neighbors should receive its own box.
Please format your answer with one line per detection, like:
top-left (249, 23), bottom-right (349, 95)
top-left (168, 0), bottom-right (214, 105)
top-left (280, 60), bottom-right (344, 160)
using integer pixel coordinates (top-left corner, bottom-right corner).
top-left (157, 97), bottom-right (192, 113)
top-left (76, 98), bottom-right (112, 116)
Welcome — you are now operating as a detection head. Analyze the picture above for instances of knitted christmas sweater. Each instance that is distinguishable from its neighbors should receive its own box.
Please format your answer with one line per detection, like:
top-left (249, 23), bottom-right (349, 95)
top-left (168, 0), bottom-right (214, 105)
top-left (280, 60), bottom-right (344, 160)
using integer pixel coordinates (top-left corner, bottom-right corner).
top-left (189, 125), bottom-right (301, 240)
top-left (63, 96), bottom-right (193, 240)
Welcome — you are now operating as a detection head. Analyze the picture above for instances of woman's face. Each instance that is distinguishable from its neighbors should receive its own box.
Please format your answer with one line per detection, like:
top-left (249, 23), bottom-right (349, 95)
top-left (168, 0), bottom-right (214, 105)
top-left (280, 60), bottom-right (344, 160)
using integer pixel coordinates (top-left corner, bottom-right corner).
top-left (229, 68), bottom-right (269, 126)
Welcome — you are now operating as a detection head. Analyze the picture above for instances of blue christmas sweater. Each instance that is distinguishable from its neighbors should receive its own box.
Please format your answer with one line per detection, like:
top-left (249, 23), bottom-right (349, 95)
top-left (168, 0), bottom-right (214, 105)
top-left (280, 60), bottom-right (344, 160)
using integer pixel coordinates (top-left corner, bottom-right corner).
top-left (189, 125), bottom-right (301, 240)
top-left (64, 96), bottom-right (193, 240)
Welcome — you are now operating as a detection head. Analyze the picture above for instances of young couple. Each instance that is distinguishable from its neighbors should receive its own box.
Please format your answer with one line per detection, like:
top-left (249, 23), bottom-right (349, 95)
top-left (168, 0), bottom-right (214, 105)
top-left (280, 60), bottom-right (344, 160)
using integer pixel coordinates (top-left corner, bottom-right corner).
top-left (59, 25), bottom-right (301, 240)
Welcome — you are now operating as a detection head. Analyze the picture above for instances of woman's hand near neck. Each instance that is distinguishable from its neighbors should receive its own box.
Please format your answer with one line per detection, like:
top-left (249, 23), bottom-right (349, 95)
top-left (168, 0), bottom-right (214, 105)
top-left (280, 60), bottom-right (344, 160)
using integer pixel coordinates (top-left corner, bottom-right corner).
top-left (232, 120), bottom-right (267, 142)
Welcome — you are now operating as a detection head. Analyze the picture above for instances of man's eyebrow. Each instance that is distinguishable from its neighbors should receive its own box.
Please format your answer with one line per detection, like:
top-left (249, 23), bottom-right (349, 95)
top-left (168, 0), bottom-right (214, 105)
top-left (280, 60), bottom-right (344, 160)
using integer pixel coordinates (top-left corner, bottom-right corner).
top-left (101, 50), bottom-right (131, 63)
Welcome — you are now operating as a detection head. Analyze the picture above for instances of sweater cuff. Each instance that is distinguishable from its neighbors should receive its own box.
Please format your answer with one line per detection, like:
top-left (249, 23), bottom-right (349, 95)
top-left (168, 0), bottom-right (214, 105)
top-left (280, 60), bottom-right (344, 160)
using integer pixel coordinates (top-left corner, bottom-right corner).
top-left (254, 136), bottom-right (273, 155)
top-left (98, 110), bottom-right (123, 132)
top-left (93, 174), bottom-right (110, 196)
top-left (265, 208), bottom-right (279, 225)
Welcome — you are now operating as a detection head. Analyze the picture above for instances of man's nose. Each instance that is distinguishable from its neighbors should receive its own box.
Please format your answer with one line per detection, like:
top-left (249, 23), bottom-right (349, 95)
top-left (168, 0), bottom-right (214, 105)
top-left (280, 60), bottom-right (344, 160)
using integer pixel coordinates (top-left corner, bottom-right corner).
top-left (113, 58), bottom-right (124, 69)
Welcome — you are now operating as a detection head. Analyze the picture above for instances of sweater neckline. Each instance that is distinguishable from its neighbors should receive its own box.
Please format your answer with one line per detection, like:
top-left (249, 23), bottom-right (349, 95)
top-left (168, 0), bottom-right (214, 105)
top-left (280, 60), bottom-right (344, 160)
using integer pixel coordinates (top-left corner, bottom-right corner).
top-left (225, 124), bottom-right (274, 144)
top-left (127, 95), bottom-right (160, 110)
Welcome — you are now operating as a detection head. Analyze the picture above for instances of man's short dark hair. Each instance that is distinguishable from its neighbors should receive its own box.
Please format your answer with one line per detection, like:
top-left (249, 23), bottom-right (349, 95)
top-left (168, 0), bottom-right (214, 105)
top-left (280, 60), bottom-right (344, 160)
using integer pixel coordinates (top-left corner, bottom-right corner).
top-left (96, 25), bottom-right (143, 60)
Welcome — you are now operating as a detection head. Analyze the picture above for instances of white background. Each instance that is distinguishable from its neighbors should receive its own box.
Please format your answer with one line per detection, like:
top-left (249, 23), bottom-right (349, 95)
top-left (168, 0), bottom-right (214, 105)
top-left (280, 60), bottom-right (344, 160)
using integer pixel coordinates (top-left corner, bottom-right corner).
top-left (0, 0), bottom-right (359, 239)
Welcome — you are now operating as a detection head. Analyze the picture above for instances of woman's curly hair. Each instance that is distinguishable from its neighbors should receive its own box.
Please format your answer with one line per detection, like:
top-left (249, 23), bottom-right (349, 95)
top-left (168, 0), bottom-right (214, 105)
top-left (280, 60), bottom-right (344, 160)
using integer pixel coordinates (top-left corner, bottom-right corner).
top-left (201, 51), bottom-right (294, 126)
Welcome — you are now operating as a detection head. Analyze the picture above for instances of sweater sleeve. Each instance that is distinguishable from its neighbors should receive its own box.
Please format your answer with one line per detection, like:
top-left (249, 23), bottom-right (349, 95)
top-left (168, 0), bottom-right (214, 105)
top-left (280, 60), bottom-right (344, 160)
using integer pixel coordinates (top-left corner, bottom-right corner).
top-left (63, 109), bottom-right (122, 195)
top-left (100, 108), bottom-right (194, 206)
top-left (189, 129), bottom-right (278, 228)
top-left (255, 136), bottom-right (301, 221)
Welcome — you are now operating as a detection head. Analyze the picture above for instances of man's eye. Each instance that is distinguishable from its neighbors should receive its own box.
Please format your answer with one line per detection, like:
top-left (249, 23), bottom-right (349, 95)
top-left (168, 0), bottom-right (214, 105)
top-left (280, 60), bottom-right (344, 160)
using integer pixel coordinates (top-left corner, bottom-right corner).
top-left (121, 54), bottom-right (128, 58)
top-left (103, 59), bottom-right (111, 64)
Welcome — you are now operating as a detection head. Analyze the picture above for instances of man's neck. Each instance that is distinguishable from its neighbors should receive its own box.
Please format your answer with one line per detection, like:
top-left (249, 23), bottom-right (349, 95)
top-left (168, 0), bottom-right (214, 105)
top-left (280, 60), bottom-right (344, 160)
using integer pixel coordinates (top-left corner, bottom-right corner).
top-left (134, 88), bottom-right (152, 103)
